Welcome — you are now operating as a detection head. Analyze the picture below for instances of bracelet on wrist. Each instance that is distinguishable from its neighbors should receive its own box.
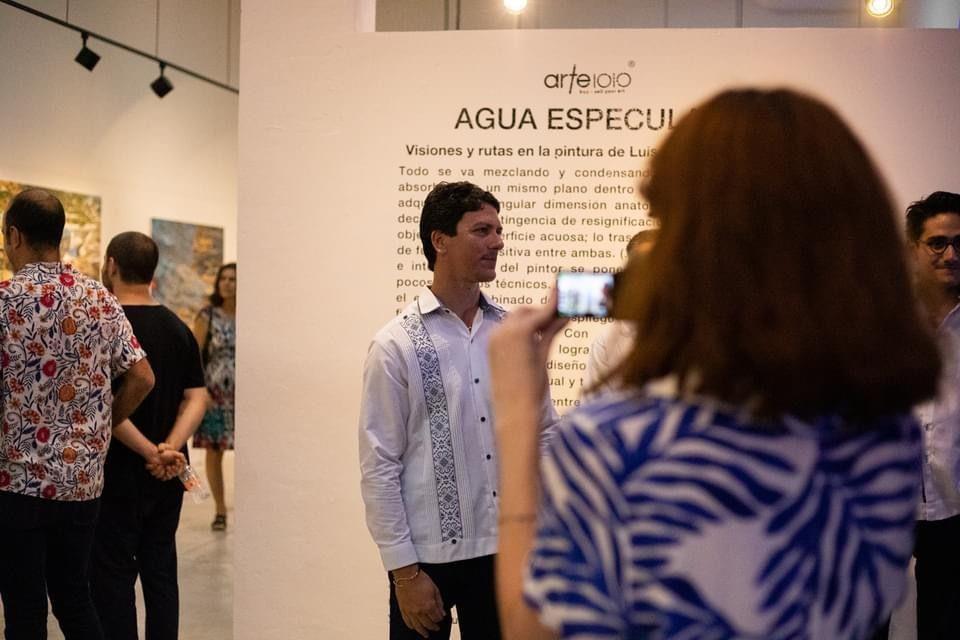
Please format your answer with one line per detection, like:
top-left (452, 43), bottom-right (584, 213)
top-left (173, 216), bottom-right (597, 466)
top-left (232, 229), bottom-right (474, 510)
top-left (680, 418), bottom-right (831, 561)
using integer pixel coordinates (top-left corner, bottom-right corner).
top-left (392, 566), bottom-right (421, 587)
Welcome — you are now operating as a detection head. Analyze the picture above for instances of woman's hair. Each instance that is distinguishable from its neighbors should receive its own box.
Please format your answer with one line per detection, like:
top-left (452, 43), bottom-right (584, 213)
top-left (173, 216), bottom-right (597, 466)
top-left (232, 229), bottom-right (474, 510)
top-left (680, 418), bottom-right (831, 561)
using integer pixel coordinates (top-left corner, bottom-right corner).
top-left (209, 262), bottom-right (236, 307)
top-left (614, 88), bottom-right (940, 421)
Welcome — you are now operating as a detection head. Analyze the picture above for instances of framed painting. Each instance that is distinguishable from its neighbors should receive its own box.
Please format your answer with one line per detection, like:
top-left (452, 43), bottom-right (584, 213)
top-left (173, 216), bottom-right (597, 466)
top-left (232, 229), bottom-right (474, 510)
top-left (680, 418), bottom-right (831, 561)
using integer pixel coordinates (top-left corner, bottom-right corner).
top-left (0, 180), bottom-right (101, 280)
top-left (151, 219), bottom-right (224, 327)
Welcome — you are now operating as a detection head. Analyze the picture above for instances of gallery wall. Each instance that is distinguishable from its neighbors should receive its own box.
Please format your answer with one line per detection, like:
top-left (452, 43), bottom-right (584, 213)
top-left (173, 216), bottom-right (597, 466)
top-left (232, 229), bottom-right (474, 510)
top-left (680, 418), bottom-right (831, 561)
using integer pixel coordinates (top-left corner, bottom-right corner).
top-left (376, 0), bottom-right (960, 31)
top-left (0, 0), bottom-right (240, 264)
top-left (238, 1), bottom-right (960, 637)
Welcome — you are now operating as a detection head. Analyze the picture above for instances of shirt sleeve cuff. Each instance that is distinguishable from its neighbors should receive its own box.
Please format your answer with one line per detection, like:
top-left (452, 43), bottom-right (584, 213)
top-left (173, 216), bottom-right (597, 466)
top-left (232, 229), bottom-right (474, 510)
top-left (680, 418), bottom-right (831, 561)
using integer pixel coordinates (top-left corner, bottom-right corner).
top-left (380, 542), bottom-right (419, 572)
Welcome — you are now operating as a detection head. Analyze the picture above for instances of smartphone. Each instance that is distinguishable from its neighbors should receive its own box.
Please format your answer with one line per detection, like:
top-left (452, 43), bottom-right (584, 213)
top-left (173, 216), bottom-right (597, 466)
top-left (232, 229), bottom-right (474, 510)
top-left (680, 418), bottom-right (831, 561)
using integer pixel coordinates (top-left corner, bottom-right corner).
top-left (556, 271), bottom-right (615, 318)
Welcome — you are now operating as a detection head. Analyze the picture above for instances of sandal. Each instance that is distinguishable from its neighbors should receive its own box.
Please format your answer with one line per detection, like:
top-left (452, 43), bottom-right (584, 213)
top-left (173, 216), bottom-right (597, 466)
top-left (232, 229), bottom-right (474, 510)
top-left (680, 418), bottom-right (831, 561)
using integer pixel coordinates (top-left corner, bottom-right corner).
top-left (211, 514), bottom-right (227, 531)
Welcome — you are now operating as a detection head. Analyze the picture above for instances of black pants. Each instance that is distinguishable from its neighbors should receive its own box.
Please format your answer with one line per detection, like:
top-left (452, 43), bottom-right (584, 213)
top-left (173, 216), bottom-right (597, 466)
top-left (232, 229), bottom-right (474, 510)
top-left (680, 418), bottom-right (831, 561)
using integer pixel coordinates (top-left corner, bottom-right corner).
top-left (0, 491), bottom-right (104, 640)
top-left (914, 514), bottom-right (960, 639)
top-left (389, 555), bottom-right (501, 640)
top-left (90, 487), bottom-right (184, 640)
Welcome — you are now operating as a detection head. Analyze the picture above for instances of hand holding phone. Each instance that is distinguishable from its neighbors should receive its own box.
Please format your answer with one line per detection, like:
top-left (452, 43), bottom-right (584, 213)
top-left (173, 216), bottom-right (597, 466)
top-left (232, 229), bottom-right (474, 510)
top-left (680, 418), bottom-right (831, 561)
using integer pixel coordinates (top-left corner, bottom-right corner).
top-left (555, 271), bottom-right (615, 318)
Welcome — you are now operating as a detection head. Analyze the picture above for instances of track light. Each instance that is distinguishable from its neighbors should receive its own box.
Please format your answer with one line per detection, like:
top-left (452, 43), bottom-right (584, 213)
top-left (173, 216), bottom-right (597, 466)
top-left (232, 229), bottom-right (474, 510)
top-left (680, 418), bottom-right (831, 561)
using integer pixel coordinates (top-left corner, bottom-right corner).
top-left (4, 2), bottom-right (237, 96)
top-left (150, 62), bottom-right (174, 98)
top-left (74, 32), bottom-right (100, 71)
top-left (865, 0), bottom-right (895, 18)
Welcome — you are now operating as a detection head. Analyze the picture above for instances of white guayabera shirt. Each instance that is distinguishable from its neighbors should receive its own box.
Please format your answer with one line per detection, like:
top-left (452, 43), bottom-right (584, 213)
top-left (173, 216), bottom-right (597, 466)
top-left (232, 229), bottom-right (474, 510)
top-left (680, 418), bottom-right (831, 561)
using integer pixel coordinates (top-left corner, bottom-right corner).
top-left (584, 320), bottom-right (636, 398)
top-left (359, 287), bottom-right (557, 571)
top-left (915, 303), bottom-right (960, 521)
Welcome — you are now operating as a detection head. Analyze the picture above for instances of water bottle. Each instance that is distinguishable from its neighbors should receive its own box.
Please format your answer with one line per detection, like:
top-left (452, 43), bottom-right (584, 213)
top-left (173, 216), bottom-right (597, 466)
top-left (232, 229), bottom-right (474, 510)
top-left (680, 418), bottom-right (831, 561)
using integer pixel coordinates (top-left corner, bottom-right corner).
top-left (179, 464), bottom-right (211, 503)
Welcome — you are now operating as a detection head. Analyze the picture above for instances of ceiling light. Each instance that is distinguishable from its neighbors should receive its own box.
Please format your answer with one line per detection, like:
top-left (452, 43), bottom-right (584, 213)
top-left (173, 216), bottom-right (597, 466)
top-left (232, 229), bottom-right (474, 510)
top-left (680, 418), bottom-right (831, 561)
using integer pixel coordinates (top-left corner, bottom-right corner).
top-left (865, 0), bottom-right (895, 18)
top-left (74, 33), bottom-right (100, 71)
top-left (504, 0), bottom-right (528, 13)
top-left (150, 62), bottom-right (174, 98)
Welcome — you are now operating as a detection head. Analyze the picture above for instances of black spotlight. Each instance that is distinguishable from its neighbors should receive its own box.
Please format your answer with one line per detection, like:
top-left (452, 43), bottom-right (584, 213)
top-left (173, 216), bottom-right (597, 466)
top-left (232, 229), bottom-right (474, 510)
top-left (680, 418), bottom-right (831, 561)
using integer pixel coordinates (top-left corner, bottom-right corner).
top-left (150, 62), bottom-right (174, 98)
top-left (74, 33), bottom-right (100, 71)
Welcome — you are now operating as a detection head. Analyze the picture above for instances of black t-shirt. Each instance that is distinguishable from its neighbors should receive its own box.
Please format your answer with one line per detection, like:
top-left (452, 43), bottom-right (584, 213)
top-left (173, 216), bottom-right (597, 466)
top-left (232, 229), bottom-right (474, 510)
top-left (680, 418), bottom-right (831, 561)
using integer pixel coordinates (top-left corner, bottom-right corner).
top-left (104, 304), bottom-right (206, 496)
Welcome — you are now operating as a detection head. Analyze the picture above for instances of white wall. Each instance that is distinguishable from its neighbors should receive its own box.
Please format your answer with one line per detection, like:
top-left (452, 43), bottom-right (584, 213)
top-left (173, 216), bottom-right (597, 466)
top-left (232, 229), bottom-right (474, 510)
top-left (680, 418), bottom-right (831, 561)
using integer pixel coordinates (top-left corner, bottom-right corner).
top-left (0, 0), bottom-right (239, 260)
top-left (238, 2), bottom-right (960, 636)
top-left (376, 0), bottom-right (960, 30)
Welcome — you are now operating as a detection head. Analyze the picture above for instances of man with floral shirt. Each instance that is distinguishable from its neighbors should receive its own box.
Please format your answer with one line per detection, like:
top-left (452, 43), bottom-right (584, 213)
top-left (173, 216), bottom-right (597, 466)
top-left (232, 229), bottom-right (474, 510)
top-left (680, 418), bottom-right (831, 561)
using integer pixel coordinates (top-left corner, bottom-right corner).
top-left (0, 189), bottom-right (156, 640)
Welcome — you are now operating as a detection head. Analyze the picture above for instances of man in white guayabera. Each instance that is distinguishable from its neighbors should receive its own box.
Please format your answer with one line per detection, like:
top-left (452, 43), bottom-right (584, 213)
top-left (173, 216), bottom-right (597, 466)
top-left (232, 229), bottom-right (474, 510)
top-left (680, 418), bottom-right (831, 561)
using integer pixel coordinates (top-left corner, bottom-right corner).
top-left (904, 190), bottom-right (960, 639)
top-left (359, 181), bottom-right (556, 640)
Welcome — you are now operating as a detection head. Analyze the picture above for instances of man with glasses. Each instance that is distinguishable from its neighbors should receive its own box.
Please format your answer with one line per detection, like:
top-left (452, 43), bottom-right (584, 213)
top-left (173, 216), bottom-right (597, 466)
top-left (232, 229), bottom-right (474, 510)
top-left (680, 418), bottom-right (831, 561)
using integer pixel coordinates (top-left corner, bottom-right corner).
top-left (905, 190), bottom-right (960, 638)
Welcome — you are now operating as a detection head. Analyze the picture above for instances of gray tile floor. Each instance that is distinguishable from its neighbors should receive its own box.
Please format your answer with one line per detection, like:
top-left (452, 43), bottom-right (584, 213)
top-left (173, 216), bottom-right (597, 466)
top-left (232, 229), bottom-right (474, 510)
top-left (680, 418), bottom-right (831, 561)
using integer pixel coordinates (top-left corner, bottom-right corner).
top-left (0, 448), bottom-right (921, 640)
top-left (0, 448), bottom-right (234, 639)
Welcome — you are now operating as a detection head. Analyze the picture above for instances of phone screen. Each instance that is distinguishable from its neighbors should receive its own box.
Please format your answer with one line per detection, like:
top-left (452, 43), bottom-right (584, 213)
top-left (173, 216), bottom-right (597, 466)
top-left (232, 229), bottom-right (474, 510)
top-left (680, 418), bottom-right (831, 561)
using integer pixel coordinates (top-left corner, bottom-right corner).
top-left (556, 271), bottom-right (615, 318)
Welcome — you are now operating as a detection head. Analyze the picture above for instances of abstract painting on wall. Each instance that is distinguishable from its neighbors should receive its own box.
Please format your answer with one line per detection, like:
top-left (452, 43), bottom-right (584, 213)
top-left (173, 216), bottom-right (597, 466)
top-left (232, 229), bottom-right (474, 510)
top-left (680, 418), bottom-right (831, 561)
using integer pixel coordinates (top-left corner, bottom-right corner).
top-left (0, 180), bottom-right (101, 280)
top-left (151, 219), bottom-right (224, 327)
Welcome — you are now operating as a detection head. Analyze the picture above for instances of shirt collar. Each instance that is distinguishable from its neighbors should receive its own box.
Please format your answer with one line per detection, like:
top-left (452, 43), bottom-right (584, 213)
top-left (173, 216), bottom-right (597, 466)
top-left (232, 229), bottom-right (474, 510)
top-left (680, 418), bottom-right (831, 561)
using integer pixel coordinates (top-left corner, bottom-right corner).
top-left (941, 300), bottom-right (960, 333)
top-left (479, 291), bottom-right (507, 319)
top-left (416, 287), bottom-right (443, 315)
top-left (17, 261), bottom-right (69, 277)
top-left (416, 287), bottom-right (506, 319)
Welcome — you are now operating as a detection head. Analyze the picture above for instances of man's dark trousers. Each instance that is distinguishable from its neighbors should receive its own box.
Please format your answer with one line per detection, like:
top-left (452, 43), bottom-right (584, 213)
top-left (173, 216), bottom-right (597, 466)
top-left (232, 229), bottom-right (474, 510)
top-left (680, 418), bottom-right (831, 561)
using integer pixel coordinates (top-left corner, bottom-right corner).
top-left (914, 513), bottom-right (960, 639)
top-left (388, 555), bottom-right (501, 640)
top-left (90, 487), bottom-right (183, 640)
top-left (0, 490), bottom-right (104, 640)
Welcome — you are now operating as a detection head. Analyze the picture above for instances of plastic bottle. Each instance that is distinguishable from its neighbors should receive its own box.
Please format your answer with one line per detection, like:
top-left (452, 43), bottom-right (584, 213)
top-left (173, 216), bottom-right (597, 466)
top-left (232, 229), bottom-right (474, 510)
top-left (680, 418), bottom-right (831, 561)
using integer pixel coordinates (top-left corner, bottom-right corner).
top-left (179, 464), bottom-right (211, 503)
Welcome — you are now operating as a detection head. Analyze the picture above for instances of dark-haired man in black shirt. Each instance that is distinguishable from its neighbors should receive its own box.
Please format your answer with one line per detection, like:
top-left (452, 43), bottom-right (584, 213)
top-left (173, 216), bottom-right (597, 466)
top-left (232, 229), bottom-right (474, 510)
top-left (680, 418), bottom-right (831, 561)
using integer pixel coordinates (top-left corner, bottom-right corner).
top-left (91, 231), bottom-right (209, 640)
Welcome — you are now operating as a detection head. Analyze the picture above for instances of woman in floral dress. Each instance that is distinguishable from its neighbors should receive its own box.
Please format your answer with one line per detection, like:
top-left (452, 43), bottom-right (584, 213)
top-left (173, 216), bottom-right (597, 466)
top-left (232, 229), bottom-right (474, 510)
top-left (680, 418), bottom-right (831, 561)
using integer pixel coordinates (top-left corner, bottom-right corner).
top-left (193, 263), bottom-right (236, 531)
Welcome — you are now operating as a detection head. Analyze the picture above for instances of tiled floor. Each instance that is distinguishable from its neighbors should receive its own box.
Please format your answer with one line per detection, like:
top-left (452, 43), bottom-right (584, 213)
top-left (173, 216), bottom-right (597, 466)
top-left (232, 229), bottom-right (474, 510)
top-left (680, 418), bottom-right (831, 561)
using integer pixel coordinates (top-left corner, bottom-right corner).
top-left (0, 448), bottom-right (921, 639)
top-left (0, 447), bottom-right (235, 639)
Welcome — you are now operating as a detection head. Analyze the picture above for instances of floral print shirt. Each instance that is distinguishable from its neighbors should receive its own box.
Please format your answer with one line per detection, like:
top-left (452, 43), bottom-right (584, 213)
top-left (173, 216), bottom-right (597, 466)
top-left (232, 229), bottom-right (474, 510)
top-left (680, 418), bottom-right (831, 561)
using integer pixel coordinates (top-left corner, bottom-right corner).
top-left (0, 262), bottom-right (146, 501)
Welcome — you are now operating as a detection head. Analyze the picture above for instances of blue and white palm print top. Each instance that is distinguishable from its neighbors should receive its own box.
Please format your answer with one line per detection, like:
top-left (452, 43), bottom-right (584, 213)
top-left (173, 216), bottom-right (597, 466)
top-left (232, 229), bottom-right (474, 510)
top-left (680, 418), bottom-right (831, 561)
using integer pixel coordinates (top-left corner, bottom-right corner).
top-left (524, 388), bottom-right (921, 640)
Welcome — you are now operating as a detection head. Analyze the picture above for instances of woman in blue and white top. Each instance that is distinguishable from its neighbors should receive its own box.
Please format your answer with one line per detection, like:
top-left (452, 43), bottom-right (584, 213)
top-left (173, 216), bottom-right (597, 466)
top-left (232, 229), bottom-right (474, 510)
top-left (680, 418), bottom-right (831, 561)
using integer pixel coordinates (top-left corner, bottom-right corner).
top-left (488, 88), bottom-right (942, 640)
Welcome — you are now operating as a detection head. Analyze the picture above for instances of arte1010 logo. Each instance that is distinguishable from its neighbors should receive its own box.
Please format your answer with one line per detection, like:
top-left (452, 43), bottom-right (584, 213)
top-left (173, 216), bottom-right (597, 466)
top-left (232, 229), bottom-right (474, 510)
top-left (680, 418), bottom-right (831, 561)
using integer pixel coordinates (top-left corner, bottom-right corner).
top-left (543, 63), bottom-right (633, 95)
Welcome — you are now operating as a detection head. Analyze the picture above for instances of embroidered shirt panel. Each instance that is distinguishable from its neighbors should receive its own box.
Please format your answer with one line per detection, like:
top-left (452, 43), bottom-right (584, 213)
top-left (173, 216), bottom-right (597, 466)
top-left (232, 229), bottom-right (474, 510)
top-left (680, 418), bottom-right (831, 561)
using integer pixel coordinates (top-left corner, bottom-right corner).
top-left (399, 312), bottom-right (463, 542)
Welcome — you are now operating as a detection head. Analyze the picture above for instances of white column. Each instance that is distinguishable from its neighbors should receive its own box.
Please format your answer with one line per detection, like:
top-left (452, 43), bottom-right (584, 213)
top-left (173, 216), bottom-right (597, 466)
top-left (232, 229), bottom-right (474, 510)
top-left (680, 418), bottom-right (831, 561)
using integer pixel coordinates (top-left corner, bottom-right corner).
top-left (235, 3), bottom-right (374, 638)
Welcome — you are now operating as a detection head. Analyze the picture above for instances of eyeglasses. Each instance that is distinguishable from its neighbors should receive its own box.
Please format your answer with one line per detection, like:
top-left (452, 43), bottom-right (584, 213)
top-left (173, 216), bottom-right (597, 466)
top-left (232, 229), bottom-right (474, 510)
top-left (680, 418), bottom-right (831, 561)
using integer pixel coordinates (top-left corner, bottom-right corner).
top-left (922, 235), bottom-right (960, 255)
